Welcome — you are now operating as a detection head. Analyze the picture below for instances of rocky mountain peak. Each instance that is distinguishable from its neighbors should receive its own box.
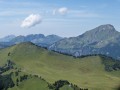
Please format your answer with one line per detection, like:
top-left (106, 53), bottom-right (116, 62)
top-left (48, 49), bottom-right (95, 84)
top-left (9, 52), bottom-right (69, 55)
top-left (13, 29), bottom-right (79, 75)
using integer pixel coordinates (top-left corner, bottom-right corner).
top-left (95, 24), bottom-right (116, 32)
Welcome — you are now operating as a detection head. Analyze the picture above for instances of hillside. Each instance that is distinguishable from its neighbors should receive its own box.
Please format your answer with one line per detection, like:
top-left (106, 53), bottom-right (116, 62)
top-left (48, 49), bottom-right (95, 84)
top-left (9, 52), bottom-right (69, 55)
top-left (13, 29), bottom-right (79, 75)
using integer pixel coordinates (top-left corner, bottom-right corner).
top-left (0, 61), bottom-right (78, 90)
top-left (49, 24), bottom-right (120, 60)
top-left (0, 42), bottom-right (120, 90)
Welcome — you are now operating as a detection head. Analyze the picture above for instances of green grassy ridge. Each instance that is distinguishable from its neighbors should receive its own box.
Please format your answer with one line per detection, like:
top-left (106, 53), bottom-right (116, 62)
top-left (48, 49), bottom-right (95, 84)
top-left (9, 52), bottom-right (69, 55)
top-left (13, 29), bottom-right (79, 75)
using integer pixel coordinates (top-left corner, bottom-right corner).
top-left (0, 64), bottom-right (81, 90)
top-left (0, 42), bottom-right (120, 90)
top-left (9, 72), bottom-right (82, 90)
top-left (0, 70), bottom-right (51, 90)
top-left (8, 71), bottom-right (49, 90)
top-left (0, 61), bottom-right (81, 90)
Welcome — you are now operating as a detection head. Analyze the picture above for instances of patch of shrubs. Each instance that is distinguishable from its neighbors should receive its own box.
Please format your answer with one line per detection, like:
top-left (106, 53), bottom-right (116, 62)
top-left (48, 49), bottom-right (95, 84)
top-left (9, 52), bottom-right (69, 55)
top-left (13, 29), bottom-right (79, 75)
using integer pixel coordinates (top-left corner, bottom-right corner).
top-left (0, 60), bottom-right (15, 74)
top-left (20, 75), bottom-right (28, 82)
top-left (100, 55), bottom-right (120, 72)
top-left (0, 72), bottom-right (15, 90)
top-left (48, 80), bottom-right (70, 90)
top-left (48, 80), bottom-right (87, 90)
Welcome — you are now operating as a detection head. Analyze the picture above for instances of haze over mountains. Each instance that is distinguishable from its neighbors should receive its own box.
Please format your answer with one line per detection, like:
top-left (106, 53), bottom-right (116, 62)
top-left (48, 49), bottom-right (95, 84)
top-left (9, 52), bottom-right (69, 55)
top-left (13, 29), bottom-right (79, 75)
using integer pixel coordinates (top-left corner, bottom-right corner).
top-left (0, 34), bottom-right (63, 48)
top-left (0, 35), bottom-right (16, 42)
top-left (0, 24), bottom-right (120, 60)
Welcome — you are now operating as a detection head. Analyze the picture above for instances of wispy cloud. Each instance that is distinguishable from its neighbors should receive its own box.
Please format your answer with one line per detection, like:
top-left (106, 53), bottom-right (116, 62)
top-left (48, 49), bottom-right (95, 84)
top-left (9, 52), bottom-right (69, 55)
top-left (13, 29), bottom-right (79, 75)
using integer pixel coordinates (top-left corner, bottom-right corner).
top-left (58, 7), bottom-right (68, 16)
top-left (68, 10), bottom-right (101, 18)
top-left (52, 7), bottom-right (68, 16)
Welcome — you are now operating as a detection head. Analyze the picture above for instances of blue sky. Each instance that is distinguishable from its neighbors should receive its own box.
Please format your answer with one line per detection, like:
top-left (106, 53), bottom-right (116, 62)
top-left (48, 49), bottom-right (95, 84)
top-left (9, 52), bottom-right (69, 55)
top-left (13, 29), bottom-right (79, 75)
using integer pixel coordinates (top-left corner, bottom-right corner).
top-left (0, 0), bottom-right (120, 37)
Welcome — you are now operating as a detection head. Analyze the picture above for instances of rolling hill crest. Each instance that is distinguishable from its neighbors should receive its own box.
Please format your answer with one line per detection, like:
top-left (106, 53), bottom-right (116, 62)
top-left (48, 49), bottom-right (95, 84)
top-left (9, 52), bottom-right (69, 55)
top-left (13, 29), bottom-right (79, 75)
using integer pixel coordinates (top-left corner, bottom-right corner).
top-left (0, 42), bottom-right (120, 90)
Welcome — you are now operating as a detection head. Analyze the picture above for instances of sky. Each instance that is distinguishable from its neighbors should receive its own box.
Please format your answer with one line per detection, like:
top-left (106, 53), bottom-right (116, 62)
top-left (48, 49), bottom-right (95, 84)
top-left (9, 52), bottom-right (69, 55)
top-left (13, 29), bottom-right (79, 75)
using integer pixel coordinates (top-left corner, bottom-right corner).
top-left (0, 0), bottom-right (120, 38)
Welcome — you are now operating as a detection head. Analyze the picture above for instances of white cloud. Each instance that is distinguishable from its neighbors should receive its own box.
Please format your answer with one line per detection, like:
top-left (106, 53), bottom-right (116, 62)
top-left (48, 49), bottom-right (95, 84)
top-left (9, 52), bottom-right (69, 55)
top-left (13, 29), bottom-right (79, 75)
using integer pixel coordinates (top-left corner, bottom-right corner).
top-left (52, 9), bottom-right (57, 15)
top-left (52, 7), bottom-right (68, 16)
top-left (21, 14), bottom-right (42, 28)
top-left (58, 7), bottom-right (68, 16)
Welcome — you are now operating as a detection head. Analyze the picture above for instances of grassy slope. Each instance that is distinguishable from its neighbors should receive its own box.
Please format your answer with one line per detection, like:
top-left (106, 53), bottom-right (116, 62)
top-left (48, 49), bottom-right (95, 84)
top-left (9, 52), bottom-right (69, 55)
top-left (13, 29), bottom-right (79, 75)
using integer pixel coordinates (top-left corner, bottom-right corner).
top-left (60, 85), bottom-right (73, 90)
top-left (3, 71), bottom-right (49, 90)
top-left (9, 75), bottom-right (49, 90)
top-left (1, 66), bottom-right (73, 90)
top-left (0, 42), bottom-right (120, 90)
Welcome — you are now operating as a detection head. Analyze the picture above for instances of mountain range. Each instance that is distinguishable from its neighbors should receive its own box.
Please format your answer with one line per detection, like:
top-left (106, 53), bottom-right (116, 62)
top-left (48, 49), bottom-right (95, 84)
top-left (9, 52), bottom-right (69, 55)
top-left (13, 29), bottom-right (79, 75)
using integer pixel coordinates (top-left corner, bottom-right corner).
top-left (49, 24), bottom-right (120, 60)
top-left (0, 34), bottom-right (63, 49)
top-left (0, 35), bottom-right (16, 42)
top-left (0, 24), bottom-right (120, 60)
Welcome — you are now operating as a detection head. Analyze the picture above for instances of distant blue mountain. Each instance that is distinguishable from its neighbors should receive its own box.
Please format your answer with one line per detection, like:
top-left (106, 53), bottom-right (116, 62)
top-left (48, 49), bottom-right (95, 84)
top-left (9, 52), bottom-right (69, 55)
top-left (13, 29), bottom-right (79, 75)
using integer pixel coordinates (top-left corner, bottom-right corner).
top-left (49, 24), bottom-right (120, 60)
top-left (0, 35), bottom-right (16, 42)
top-left (0, 34), bottom-right (63, 49)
